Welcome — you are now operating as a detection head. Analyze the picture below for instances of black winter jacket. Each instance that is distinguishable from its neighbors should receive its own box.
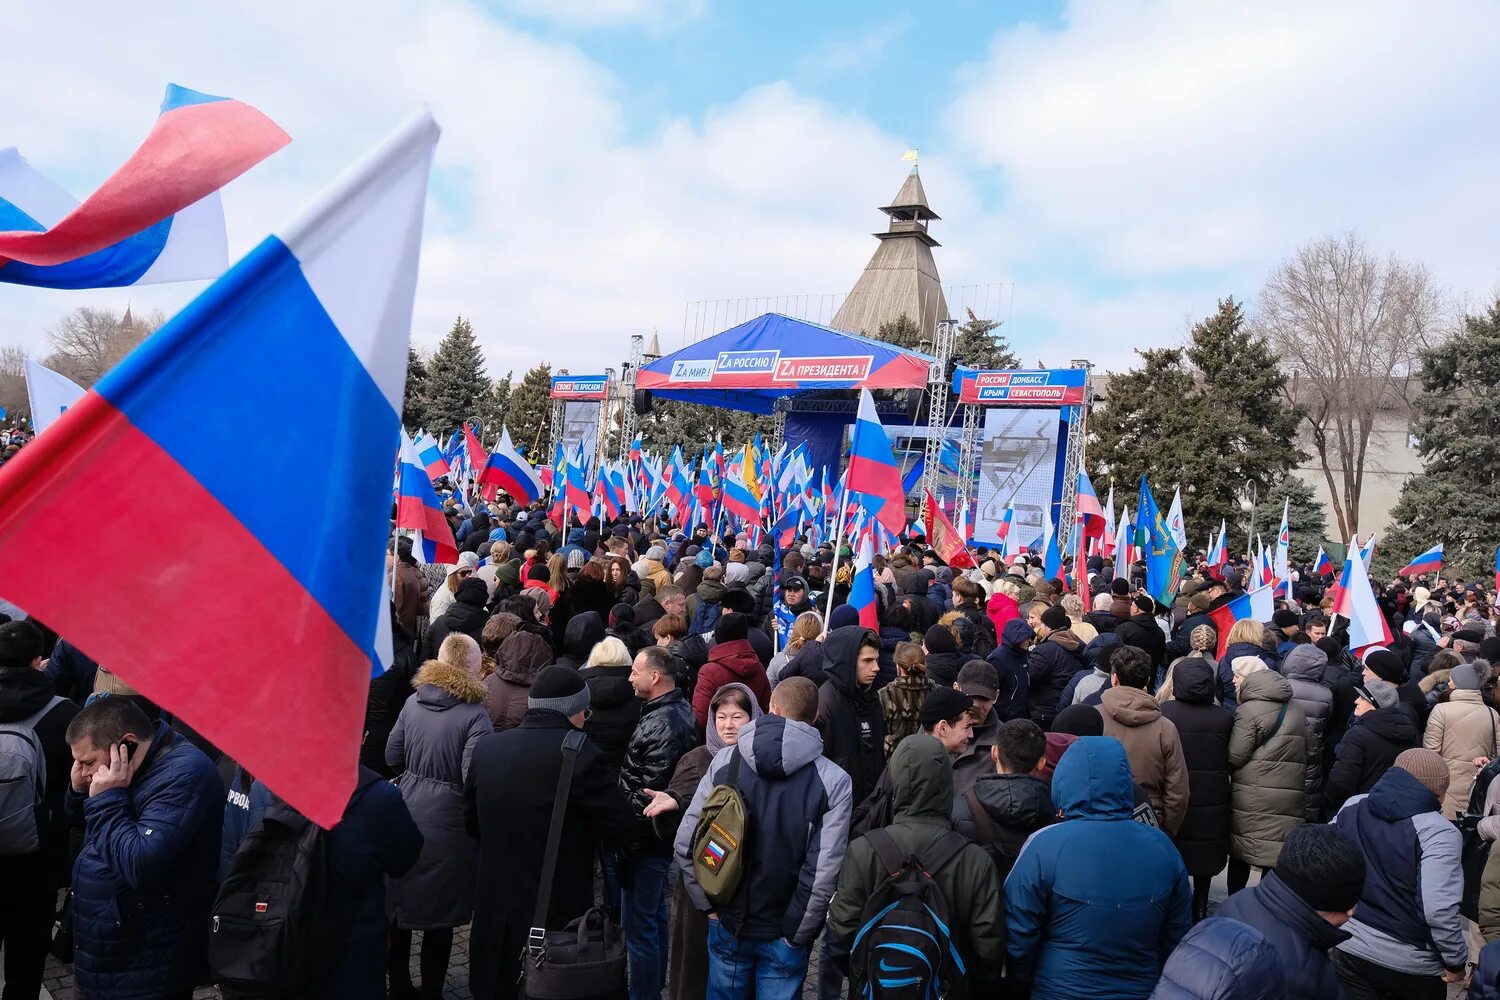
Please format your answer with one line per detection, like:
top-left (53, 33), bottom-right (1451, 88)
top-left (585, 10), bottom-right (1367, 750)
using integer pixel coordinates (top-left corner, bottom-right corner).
top-left (816, 626), bottom-right (887, 807)
top-left (422, 577), bottom-right (490, 658)
top-left (1159, 659), bottom-right (1234, 878)
top-left (1026, 628), bottom-right (1086, 729)
top-left (1116, 612), bottom-right (1166, 671)
top-left (555, 611), bottom-right (604, 671)
top-left (777, 636), bottom-right (829, 687)
top-left (1322, 705), bottom-right (1419, 816)
top-left (1217, 872), bottom-right (1349, 1000)
top-left (578, 663), bottom-right (641, 776)
top-left (956, 603), bottom-right (998, 658)
top-left (617, 689), bottom-right (697, 852)
top-left (950, 771), bottom-right (1053, 882)
top-left (0, 666), bottom-right (80, 885)
top-left (987, 618), bottom-right (1033, 722)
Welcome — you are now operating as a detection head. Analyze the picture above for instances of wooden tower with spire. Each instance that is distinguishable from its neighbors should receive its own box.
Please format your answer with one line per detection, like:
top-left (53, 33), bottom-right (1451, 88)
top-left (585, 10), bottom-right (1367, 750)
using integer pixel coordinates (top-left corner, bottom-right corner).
top-left (831, 165), bottom-right (950, 339)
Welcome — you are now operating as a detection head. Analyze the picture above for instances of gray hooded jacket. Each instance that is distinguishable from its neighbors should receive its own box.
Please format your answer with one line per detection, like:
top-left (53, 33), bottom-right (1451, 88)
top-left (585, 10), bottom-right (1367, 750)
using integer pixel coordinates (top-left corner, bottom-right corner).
top-left (674, 714), bottom-right (852, 946)
top-left (1280, 644), bottom-right (1334, 821)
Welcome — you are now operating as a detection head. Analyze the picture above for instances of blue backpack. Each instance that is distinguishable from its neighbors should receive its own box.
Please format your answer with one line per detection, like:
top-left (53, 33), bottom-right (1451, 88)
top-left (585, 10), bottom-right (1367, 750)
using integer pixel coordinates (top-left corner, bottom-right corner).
top-left (850, 828), bottom-right (968, 999)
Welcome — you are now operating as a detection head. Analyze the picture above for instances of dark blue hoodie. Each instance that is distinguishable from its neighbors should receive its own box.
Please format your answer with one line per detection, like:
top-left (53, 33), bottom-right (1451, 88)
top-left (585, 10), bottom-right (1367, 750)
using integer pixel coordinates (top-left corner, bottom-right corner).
top-left (988, 617), bottom-right (1034, 722)
top-left (1005, 736), bottom-right (1191, 1000)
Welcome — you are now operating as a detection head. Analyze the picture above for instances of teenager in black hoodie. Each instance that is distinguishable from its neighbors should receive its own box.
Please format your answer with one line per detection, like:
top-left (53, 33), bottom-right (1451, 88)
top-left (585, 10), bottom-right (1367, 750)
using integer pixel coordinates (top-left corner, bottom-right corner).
top-left (816, 625), bottom-right (886, 806)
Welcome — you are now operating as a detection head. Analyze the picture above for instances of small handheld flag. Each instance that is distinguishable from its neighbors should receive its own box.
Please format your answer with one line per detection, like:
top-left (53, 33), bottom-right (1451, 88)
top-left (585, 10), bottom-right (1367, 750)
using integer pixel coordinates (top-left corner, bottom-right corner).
top-left (479, 427), bottom-right (543, 505)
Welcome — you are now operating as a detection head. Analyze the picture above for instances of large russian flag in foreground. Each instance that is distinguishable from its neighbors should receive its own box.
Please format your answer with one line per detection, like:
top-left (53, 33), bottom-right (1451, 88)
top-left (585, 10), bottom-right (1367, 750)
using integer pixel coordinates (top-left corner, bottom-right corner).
top-left (0, 84), bottom-right (289, 288)
top-left (0, 113), bottom-right (439, 828)
top-left (1398, 541), bottom-right (1443, 577)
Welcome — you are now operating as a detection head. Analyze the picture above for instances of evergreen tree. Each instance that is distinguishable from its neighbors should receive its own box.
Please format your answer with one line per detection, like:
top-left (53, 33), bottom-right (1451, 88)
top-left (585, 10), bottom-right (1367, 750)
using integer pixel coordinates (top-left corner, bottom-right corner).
top-left (952, 309), bottom-right (1019, 369)
top-left (1381, 298), bottom-right (1500, 580)
top-left (873, 314), bottom-right (923, 352)
top-left (1090, 299), bottom-right (1305, 541)
top-left (1246, 476), bottom-right (1329, 566)
top-left (475, 371), bottom-right (513, 447)
top-left (402, 346), bottom-right (430, 431)
top-left (422, 316), bottom-right (488, 434)
top-left (506, 364), bottom-right (553, 461)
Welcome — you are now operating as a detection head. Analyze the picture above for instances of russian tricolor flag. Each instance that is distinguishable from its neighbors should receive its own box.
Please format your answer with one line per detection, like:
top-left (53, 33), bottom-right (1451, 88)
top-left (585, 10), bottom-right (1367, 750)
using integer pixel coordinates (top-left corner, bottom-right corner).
top-left (1074, 469), bottom-right (1104, 539)
top-left (847, 388), bottom-right (906, 539)
top-left (1208, 584), bottom-right (1276, 658)
top-left (1313, 546), bottom-right (1333, 577)
top-left (480, 427), bottom-right (543, 505)
top-left (398, 431), bottom-right (459, 564)
top-left (848, 522), bottom-right (879, 631)
top-left (1207, 519), bottom-right (1228, 574)
top-left (1397, 541), bottom-right (1443, 577)
top-left (413, 428), bottom-right (451, 481)
top-left (0, 113), bottom-right (438, 828)
top-left (1333, 541), bottom-right (1393, 654)
top-left (0, 84), bottom-right (289, 288)
top-left (723, 468), bottom-right (762, 525)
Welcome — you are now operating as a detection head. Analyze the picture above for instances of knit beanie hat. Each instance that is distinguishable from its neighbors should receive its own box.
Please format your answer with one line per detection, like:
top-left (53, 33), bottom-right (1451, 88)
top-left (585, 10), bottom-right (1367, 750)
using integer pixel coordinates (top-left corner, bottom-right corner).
top-left (1274, 825), bottom-right (1367, 913)
top-left (829, 604), bottom-right (861, 630)
top-left (566, 549), bottom-right (587, 569)
top-left (526, 562), bottom-right (551, 583)
top-left (1273, 608), bottom-right (1300, 629)
top-left (1362, 648), bottom-right (1404, 684)
top-left (1040, 605), bottom-right (1071, 631)
top-left (1189, 625), bottom-right (1217, 653)
top-left (923, 624), bottom-right (957, 653)
top-left (1394, 748), bottom-right (1451, 803)
top-left (1480, 637), bottom-right (1500, 664)
top-left (528, 665), bottom-right (590, 717)
top-left (1111, 578), bottom-right (1131, 597)
top-left (919, 687), bottom-right (974, 727)
top-left (1188, 592), bottom-right (1213, 613)
top-left (1452, 663), bottom-right (1483, 690)
top-left (1052, 703), bottom-right (1104, 737)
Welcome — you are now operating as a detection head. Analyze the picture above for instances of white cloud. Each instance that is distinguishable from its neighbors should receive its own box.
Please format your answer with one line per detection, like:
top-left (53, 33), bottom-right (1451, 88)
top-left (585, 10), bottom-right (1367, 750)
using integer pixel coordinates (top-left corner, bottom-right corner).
top-left (0, 1), bottom-right (923, 379)
top-left (944, 0), bottom-right (1500, 356)
top-left (798, 17), bottom-right (911, 79)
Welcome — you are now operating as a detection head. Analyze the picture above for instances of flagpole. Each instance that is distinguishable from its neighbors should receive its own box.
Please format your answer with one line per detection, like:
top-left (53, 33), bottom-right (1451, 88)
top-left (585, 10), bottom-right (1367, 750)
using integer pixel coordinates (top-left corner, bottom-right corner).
top-left (823, 508), bottom-right (848, 626)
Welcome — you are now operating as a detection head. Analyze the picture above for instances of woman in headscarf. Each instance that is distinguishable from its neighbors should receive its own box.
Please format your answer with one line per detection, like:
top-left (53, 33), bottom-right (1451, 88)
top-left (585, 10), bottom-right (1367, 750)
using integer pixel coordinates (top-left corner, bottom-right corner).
top-left (641, 683), bottom-right (762, 1000)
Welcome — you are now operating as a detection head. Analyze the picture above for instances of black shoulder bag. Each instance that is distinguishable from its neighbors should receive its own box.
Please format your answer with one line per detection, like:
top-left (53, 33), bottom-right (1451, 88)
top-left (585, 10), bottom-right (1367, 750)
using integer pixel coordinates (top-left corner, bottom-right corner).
top-left (522, 729), bottom-right (627, 1000)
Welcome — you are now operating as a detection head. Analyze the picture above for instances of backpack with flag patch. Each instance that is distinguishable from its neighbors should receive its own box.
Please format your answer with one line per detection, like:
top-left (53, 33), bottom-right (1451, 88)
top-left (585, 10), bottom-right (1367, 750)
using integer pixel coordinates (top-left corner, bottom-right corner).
top-left (0, 695), bottom-right (63, 856)
top-left (209, 770), bottom-right (380, 998)
top-left (690, 750), bottom-right (750, 909)
top-left (850, 828), bottom-right (969, 1000)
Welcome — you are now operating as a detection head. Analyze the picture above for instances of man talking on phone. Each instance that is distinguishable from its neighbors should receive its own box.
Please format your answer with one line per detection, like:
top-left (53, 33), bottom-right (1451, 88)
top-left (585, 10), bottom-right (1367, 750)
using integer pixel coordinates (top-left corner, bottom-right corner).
top-left (65, 694), bottom-right (224, 1000)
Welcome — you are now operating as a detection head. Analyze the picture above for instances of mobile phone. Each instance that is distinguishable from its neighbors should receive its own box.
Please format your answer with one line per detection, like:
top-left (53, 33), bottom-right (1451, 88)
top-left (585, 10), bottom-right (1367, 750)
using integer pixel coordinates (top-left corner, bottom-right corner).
top-left (120, 739), bottom-right (138, 761)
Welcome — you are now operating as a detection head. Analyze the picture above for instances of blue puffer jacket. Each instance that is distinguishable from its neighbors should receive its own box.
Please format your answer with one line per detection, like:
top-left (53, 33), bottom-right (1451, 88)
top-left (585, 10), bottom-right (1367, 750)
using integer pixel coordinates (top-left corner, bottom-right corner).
top-left (71, 723), bottom-right (225, 1000)
top-left (1216, 871), bottom-right (1349, 999)
top-left (1472, 939), bottom-right (1500, 1000)
top-left (987, 618), bottom-right (1033, 722)
top-left (1151, 917), bottom-right (1286, 999)
top-left (1006, 736), bottom-right (1192, 1000)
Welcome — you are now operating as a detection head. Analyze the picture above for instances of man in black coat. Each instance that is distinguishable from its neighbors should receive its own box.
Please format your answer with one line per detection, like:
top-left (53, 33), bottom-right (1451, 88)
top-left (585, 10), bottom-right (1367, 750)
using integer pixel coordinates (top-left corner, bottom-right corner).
top-left (618, 647), bottom-right (697, 1000)
top-left (464, 667), bottom-right (634, 1000)
top-left (1025, 605), bottom-right (1086, 730)
top-left (1159, 657), bottom-right (1234, 922)
top-left (1115, 596), bottom-right (1167, 675)
top-left (1322, 681), bottom-right (1419, 817)
top-left (1218, 824), bottom-right (1366, 999)
top-left (816, 625), bottom-right (886, 807)
top-left (423, 576), bottom-right (489, 659)
top-left (0, 621), bottom-right (80, 998)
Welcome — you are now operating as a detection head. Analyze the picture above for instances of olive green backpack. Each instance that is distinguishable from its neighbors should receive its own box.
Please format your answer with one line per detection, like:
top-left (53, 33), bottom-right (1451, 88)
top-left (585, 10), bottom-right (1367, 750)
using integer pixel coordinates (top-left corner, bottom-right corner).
top-left (691, 752), bottom-right (751, 909)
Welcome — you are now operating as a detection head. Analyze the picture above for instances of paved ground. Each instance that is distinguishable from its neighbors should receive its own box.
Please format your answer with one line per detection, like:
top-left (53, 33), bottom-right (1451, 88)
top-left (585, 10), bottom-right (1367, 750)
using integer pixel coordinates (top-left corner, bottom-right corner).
top-left (13, 868), bottom-right (1470, 999)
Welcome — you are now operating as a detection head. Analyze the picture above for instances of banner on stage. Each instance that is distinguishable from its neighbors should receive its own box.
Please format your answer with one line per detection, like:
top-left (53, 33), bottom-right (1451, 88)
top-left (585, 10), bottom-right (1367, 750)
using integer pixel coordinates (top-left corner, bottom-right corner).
top-left (954, 368), bottom-right (1086, 407)
top-left (973, 408), bottom-right (1061, 548)
top-left (561, 402), bottom-right (600, 466)
top-left (550, 375), bottom-right (609, 401)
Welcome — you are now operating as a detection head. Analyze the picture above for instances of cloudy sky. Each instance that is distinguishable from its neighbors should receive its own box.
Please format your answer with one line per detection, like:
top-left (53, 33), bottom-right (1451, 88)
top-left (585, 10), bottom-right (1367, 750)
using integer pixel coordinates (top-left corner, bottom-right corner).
top-left (5, 0), bottom-right (1498, 376)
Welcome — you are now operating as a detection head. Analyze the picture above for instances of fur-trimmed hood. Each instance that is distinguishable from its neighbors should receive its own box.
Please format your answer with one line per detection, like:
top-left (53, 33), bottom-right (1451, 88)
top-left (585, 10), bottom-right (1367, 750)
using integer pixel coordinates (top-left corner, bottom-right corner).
top-left (413, 658), bottom-right (487, 705)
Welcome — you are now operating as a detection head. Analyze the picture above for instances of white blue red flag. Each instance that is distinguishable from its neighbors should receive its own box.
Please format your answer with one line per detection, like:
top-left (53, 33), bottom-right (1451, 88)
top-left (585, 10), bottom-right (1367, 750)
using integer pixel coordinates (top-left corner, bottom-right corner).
top-left (1313, 546), bottom-right (1332, 577)
top-left (1208, 584), bottom-right (1276, 658)
top-left (398, 431), bottom-right (459, 565)
top-left (480, 427), bottom-right (543, 505)
top-left (1398, 541), bottom-right (1443, 577)
top-left (848, 521), bottom-right (879, 630)
top-left (1207, 519), bottom-right (1228, 575)
top-left (0, 84), bottom-right (288, 288)
top-left (412, 428), bottom-right (451, 481)
top-left (847, 388), bottom-right (906, 539)
top-left (0, 112), bottom-right (439, 827)
top-left (1075, 469), bottom-right (1104, 540)
top-left (1101, 486), bottom-right (1117, 557)
top-left (24, 360), bottom-right (85, 435)
top-left (1333, 542), bottom-right (1393, 653)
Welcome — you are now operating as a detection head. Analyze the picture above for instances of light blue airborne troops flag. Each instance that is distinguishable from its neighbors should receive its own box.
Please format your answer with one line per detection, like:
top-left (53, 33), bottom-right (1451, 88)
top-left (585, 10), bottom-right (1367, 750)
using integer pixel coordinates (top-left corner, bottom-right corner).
top-left (1136, 475), bottom-right (1185, 608)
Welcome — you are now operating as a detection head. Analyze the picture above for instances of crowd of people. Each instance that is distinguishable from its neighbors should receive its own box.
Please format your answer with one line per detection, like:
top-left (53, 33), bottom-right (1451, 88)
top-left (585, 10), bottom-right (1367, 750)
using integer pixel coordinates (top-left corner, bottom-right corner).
top-left (3, 486), bottom-right (1500, 1000)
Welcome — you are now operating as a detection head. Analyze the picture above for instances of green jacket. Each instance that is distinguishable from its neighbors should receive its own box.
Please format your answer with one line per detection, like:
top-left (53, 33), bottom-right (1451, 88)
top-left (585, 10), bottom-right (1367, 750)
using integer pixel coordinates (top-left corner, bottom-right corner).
top-left (826, 733), bottom-right (1005, 997)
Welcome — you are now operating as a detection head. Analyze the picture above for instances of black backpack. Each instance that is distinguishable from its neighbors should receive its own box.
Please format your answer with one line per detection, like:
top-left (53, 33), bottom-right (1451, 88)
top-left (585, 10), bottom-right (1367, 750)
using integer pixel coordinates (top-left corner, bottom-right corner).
top-left (850, 828), bottom-right (969, 1000)
top-left (209, 771), bottom-right (381, 999)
